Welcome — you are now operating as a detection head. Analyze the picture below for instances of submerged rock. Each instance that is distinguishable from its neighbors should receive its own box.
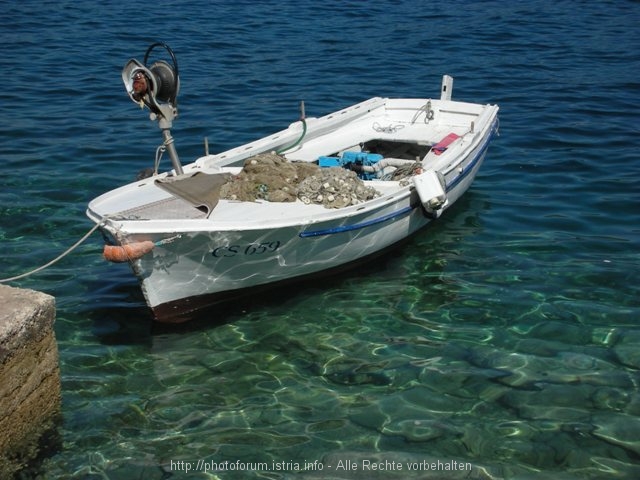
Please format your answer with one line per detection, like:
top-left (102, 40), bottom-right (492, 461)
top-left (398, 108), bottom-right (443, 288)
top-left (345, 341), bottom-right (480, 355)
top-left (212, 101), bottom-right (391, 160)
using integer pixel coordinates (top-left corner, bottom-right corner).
top-left (592, 412), bottom-right (640, 455)
top-left (612, 329), bottom-right (640, 369)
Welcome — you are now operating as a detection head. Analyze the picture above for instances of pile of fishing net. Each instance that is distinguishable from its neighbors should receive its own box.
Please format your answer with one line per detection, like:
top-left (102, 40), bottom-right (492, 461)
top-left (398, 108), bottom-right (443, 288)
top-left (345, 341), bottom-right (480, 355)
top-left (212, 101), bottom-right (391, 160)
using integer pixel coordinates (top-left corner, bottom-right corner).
top-left (219, 152), bottom-right (379, 208)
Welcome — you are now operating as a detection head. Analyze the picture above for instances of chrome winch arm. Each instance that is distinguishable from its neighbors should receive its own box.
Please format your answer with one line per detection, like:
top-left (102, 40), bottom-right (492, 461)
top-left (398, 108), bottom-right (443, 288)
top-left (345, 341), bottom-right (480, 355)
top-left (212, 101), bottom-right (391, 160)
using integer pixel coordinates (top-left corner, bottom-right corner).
top-left (122, 43), bottom-right (183, 175)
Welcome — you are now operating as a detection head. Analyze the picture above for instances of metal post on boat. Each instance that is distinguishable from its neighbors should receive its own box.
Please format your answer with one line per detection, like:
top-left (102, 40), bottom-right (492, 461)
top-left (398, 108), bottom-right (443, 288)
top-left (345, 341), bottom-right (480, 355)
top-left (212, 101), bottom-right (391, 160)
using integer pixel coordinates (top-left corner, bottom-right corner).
top-left (153, 101), bottom-right (183, 175)
top-left (160, 122), bottom-right (183, 176)
top-left (440, 75), bottom-right (453, 101)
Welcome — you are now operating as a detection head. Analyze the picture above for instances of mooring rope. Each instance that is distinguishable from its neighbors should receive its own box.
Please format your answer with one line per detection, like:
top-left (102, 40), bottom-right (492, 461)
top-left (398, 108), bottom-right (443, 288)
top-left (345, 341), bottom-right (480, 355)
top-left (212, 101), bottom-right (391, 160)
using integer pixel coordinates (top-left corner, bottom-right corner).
top-left (0, 221), bottom-right (105, 283)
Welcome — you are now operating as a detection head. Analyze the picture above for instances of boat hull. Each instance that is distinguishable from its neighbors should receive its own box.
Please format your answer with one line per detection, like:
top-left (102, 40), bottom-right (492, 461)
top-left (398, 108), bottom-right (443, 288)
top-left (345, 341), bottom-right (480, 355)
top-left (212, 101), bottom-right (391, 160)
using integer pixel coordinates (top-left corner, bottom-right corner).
top-left (134, 193), bottom-right (426, 322)
top-left (88, 90), bottom-right (499, 322)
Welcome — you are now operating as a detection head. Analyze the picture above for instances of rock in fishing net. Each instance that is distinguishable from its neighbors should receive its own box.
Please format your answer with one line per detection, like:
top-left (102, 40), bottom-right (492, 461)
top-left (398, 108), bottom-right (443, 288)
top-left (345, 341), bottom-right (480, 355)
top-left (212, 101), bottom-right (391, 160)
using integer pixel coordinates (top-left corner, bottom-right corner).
top-left (219, 152), bottom-right (379, 208)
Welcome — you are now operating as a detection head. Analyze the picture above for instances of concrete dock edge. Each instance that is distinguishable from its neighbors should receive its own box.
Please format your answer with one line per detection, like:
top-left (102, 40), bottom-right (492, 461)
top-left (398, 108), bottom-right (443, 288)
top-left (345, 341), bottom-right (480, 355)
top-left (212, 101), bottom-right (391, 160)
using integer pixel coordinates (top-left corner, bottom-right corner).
top-left (0, 284), bottom-right (61, 478)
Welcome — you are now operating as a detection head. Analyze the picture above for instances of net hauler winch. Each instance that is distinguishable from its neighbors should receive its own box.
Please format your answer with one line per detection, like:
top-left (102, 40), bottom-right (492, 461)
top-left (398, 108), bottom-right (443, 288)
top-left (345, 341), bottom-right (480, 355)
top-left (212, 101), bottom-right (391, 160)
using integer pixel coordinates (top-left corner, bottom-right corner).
top-left (121, 42), bottom-right (183, 175)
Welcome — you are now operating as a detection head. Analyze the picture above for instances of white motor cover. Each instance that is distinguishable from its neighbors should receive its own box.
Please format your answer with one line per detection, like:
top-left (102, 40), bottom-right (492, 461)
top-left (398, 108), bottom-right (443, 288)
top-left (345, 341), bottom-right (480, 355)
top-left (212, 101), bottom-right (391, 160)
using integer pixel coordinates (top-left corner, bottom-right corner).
top-left (414, 169), bottom-right (448, 217)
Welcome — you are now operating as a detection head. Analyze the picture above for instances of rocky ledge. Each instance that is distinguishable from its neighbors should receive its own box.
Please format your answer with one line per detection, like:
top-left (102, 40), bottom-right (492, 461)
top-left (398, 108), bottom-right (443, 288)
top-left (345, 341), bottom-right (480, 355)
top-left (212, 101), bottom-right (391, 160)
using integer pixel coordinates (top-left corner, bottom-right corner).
top-left (0, 284), bottom-right (61, 478)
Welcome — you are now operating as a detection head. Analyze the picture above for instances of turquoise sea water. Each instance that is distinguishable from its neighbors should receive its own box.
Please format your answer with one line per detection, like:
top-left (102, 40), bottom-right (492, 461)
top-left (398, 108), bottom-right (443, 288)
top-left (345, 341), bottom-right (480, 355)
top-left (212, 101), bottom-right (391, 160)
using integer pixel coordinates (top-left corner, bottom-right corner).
top-left (2, 0), bottom-right (640, 478)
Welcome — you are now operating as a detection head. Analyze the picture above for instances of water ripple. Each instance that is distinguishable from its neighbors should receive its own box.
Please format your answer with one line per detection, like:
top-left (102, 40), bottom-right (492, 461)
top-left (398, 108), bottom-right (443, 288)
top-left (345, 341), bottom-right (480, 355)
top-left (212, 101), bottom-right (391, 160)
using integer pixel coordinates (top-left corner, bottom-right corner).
top-left (2, 0), bottom-right (640, 478)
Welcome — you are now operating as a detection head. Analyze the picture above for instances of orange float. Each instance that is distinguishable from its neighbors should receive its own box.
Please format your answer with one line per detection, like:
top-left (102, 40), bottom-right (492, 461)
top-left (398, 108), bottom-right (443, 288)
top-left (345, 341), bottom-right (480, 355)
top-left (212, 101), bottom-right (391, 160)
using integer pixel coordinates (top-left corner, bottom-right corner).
top-left (103, 241), bottom-right (155, 263)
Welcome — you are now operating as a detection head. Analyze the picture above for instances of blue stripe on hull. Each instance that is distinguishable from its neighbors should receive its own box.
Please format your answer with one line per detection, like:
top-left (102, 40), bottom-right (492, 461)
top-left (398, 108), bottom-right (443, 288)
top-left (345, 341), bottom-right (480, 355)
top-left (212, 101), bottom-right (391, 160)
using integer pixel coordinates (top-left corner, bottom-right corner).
top-left (299, 205), bottom-right (414, 238)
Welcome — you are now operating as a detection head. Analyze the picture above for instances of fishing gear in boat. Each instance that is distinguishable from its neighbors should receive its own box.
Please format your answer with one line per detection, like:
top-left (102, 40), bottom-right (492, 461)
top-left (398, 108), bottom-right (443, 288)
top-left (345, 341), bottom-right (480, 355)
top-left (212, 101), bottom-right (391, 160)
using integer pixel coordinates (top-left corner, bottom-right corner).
top-left (101, 234), bottom-right (182, 263)
top-left (102, 241), bottom-right (155, 263)
top-left (122, 42), bottom-right (183, 175)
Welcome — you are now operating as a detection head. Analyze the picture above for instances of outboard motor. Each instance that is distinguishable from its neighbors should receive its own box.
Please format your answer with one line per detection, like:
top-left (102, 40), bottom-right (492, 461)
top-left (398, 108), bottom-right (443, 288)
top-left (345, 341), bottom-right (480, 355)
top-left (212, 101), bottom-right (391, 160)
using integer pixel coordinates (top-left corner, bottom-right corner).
top-left (122, 43), bottom-right (183, 175)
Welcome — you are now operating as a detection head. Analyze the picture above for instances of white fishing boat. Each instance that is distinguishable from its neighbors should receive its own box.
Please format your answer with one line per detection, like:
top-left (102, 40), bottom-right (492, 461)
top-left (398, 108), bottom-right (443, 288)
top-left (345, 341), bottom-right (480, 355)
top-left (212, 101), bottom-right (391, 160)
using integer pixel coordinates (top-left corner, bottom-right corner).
top-left (86, 43), bottom-right (499, 323)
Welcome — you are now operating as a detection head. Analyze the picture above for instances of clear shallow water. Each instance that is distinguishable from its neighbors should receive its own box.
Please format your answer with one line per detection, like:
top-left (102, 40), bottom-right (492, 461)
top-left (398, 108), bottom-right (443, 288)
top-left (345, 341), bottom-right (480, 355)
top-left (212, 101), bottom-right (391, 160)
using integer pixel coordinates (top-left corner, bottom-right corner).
top-left (1, 0), bottom-right (639, 478)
